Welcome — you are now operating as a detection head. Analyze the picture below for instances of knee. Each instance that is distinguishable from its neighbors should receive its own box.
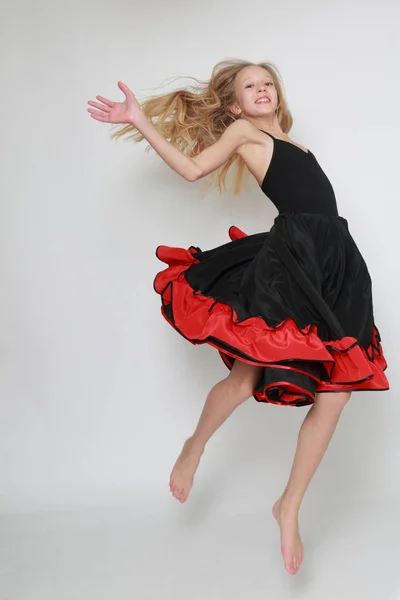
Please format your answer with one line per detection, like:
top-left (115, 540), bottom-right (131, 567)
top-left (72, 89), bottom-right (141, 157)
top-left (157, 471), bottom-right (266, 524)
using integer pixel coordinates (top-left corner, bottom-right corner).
top-left (314, 391), bottom-right (351, 415)
top-left (224, 374), bottom-right (256, 405)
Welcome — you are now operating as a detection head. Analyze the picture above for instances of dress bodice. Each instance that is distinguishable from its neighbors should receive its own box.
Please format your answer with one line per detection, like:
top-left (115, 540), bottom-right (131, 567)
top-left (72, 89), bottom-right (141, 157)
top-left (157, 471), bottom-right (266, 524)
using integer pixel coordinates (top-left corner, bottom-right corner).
top-left (259, 130), bottom-right (339, 217)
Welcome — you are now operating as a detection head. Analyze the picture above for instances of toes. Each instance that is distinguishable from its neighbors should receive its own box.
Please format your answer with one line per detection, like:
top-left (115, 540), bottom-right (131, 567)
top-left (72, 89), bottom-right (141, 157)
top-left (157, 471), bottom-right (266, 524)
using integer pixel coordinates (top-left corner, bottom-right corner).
top-left (283, 554), bottom-right (294, 575)
top-left (293, 553), bottom-right (303, 573)
top-left (298, 550), bottom-right (304, 568)
top-left (170, 480), bottom-right (179, 498)
top-left (173, 487), bottom-right (184, 502)
top-left (169, 478), bottom-right (191, 502)
top-left (284, 556), bottom-right (298, 575)
top-left (291, 558), bottom-right (297, 574)
top-left (287, 564), bottom-right (296, 575)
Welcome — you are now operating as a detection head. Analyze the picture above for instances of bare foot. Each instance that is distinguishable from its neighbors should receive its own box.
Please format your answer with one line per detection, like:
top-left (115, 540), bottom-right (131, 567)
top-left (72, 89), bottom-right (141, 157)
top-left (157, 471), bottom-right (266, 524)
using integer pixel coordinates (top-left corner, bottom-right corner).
top-left (169, 437), bottom-right (204, 503)
top-left (272, 496), bottom-right (304, 575)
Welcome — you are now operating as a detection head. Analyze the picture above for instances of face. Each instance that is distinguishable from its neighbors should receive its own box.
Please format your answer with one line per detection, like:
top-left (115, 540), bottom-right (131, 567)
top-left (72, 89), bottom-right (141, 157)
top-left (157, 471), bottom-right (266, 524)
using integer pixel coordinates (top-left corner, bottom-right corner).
top-left (231, 66), bottom-right (278, 119)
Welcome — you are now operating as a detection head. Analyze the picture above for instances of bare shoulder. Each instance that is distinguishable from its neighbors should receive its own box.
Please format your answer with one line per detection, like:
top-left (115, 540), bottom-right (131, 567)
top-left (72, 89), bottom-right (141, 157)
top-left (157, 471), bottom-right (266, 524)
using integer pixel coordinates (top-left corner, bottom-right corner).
top-left (190, 120), bottom-right (269, 182)
top-left (222, 119), bottom-right (265, 146)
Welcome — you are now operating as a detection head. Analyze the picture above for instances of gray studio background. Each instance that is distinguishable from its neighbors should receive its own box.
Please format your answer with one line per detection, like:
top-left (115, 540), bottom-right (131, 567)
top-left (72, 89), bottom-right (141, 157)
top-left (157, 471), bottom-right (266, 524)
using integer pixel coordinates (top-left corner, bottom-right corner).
top-left (1, 0), bottom-right (399, 598)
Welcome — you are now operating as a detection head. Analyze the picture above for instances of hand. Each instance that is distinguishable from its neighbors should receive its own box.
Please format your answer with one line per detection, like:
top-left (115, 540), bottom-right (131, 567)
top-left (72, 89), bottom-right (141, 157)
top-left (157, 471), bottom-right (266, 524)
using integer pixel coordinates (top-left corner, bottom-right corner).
top-left (87, 81), bottom-right (142, 126)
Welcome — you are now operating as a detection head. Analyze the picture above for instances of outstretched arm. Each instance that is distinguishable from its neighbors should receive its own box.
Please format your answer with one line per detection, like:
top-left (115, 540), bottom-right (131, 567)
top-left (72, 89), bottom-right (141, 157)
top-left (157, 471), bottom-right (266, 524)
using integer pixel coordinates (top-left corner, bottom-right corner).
top-left (134, 113), bottom-right (251, 182)
top-left (87, 81), bottom-right (252, 182)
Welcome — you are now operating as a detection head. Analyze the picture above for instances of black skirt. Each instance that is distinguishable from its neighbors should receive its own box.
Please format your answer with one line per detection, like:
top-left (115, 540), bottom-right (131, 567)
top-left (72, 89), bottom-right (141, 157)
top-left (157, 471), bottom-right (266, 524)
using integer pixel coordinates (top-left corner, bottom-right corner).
top-left (154, 212), bottom-right (388, 407)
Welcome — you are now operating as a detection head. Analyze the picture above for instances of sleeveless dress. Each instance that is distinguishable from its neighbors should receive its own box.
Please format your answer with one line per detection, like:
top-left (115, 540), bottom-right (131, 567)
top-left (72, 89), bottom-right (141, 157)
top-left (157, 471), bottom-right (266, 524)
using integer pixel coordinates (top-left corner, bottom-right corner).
top-left (153, 130), bottom-right (389, 407)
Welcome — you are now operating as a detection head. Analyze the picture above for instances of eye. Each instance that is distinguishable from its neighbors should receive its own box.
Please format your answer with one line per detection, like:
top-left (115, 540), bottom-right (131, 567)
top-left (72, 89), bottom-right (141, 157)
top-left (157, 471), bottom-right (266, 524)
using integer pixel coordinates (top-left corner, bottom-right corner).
top-left (245, 82), bottom-right (273, 88)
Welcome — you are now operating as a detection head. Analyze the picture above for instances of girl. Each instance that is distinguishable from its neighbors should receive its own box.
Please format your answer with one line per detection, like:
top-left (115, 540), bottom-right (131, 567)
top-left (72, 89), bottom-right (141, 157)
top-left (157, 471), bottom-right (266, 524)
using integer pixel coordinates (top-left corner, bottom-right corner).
top-left (87, 59), bottom-right (389, 575)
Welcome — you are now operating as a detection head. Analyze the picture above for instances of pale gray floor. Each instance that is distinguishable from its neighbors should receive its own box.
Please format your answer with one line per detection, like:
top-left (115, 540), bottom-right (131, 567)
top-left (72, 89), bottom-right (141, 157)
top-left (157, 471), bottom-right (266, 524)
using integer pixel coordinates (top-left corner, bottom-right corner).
top-left (0, 498), bottom-right (399, 599)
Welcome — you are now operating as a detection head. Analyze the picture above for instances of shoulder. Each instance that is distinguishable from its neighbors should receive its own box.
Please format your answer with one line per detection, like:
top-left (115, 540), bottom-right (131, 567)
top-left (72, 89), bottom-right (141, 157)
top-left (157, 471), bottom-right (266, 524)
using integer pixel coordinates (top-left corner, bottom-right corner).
top-left (220, 119), bottom-right (265, 148)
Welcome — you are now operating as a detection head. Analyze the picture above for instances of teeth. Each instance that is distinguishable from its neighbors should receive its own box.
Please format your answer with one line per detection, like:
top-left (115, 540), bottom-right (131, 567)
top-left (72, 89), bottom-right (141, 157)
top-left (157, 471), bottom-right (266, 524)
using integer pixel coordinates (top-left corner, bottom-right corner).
top-left (256, 99), bottom-right (270, 104)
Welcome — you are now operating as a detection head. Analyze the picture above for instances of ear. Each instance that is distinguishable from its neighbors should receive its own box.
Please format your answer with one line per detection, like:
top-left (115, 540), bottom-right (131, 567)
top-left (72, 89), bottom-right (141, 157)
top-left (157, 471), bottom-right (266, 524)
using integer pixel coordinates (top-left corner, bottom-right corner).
top-left (229, 102), bottom-right (242, 116)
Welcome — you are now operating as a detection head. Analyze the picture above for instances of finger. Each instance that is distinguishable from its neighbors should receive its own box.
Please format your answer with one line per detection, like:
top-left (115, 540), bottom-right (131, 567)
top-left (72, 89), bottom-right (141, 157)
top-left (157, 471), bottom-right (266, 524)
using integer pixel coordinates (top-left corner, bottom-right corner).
top-left (118, 80), bottom-right (133, 96)
top-left (87, 107), bottom-right (108, 117)
top-left (89, 114), bottom-right (110, 122)
top-left (88, 100), bottom-right (111, 113)
top-left (96, 95), bottom-right (115, 108)
top-left (88, 109), bottom-right (109, 122)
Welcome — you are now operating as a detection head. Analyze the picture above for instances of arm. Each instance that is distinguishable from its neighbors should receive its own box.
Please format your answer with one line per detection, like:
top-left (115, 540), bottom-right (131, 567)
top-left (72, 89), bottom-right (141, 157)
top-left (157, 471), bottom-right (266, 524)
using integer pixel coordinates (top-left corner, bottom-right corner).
top-left (134, 115), bottom-right (252, 182)
top-left (87, 81), bottom-right (252, 182)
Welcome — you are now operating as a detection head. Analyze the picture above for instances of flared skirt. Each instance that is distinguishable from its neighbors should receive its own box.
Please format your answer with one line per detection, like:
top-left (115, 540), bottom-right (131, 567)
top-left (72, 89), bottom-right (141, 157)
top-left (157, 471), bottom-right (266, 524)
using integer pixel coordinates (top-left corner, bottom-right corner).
top-left (153, 212), bottom-right (389, 407)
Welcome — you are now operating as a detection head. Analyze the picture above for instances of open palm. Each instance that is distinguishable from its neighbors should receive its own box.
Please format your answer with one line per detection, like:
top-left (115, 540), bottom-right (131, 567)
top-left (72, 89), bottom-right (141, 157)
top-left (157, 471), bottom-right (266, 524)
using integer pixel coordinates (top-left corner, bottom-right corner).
top-left (87, 81), bottom-right (141, 125)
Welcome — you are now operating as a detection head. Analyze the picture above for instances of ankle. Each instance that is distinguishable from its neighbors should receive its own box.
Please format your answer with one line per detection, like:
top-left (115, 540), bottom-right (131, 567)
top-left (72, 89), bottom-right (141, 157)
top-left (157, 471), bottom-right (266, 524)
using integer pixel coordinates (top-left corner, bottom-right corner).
top-left (279, 493), bottom-right (301, 515)
top-left (185, 436), bottom-right (205, 455)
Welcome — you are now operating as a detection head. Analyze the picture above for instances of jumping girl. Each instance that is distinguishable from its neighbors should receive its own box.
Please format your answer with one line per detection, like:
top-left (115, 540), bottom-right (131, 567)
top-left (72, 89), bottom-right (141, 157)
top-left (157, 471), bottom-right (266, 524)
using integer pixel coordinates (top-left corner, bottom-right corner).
top-left (87, 59), bottom-right (389, 575)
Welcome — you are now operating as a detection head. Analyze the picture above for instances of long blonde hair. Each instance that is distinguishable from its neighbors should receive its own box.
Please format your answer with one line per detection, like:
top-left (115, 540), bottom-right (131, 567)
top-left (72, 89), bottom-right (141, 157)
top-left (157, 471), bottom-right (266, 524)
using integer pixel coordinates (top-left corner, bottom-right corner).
top-left (111, 59), bottom-right (293, 195)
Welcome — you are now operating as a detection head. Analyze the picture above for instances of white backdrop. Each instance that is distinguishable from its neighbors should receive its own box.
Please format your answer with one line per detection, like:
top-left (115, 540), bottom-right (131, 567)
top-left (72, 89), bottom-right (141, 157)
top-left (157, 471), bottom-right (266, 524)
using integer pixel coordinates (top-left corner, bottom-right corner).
top-left (0, 0), bottom-right (399, 522)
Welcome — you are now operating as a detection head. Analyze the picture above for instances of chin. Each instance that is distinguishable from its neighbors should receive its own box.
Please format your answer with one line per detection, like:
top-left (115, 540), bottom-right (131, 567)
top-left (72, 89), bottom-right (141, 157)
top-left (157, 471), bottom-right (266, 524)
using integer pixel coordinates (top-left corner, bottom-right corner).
top-left (254, 105), bottom-right (274, 112)
top-left (254, 109), bottom-right (274, 116)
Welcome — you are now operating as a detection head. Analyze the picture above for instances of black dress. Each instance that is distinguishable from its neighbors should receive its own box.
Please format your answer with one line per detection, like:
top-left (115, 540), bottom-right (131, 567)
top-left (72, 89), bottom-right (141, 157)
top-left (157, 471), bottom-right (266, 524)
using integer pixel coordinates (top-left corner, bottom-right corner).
top-left (153, 130), bottom-right (389, 407)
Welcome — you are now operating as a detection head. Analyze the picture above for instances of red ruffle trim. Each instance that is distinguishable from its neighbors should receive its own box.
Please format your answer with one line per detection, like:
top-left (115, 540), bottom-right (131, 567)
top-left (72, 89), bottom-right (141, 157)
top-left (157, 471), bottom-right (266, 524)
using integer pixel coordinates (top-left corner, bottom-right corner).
top-left (154, 226), bottom-right (389, 404)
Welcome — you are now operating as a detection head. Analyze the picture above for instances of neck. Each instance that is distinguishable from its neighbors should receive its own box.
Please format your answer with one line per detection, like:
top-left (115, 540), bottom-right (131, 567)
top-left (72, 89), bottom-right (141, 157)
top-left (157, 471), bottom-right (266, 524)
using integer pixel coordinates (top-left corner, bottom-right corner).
top-left (247, 116), bottom-right (284, 135)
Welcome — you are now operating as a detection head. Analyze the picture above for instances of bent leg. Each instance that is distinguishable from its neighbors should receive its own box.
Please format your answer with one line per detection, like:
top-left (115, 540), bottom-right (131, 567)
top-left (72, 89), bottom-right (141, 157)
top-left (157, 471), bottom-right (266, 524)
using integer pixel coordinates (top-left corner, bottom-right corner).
top-left (170, 359), bottom-right (263, 502)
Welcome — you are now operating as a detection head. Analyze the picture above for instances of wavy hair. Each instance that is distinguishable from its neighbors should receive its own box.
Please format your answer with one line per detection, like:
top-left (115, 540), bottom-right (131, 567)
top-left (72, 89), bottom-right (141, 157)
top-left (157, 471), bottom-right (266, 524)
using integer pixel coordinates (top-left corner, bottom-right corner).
top-left (111, 59), bottom-right (293, 195)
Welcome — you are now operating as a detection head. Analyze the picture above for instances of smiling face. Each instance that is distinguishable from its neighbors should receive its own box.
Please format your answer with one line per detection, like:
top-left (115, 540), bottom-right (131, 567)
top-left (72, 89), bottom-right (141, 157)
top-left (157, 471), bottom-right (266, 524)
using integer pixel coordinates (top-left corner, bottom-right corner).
top-left (230, 65), bottom-right (279, 124)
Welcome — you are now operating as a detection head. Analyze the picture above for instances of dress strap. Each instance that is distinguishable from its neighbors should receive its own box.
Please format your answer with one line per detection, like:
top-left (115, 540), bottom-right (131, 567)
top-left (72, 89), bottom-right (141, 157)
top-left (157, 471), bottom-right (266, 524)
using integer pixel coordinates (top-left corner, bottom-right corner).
top-left (259, 129), bottom-right (275, 140)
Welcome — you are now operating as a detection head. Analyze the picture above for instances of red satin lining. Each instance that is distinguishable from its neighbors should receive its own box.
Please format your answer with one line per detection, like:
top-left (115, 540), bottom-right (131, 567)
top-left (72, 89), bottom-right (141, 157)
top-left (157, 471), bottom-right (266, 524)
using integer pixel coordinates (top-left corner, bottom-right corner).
top-left (253, 382), bottom-right (315, 406)
top-left (154, 232), bottom-right (389, 405)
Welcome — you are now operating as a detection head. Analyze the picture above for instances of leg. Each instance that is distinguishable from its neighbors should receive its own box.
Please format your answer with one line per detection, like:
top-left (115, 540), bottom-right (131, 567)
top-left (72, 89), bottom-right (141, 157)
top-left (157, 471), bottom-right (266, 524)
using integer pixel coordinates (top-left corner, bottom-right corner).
top-left (170, 359), bottom-right (263, 502)
top-left (273, 390), bottom-right (351, 575)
